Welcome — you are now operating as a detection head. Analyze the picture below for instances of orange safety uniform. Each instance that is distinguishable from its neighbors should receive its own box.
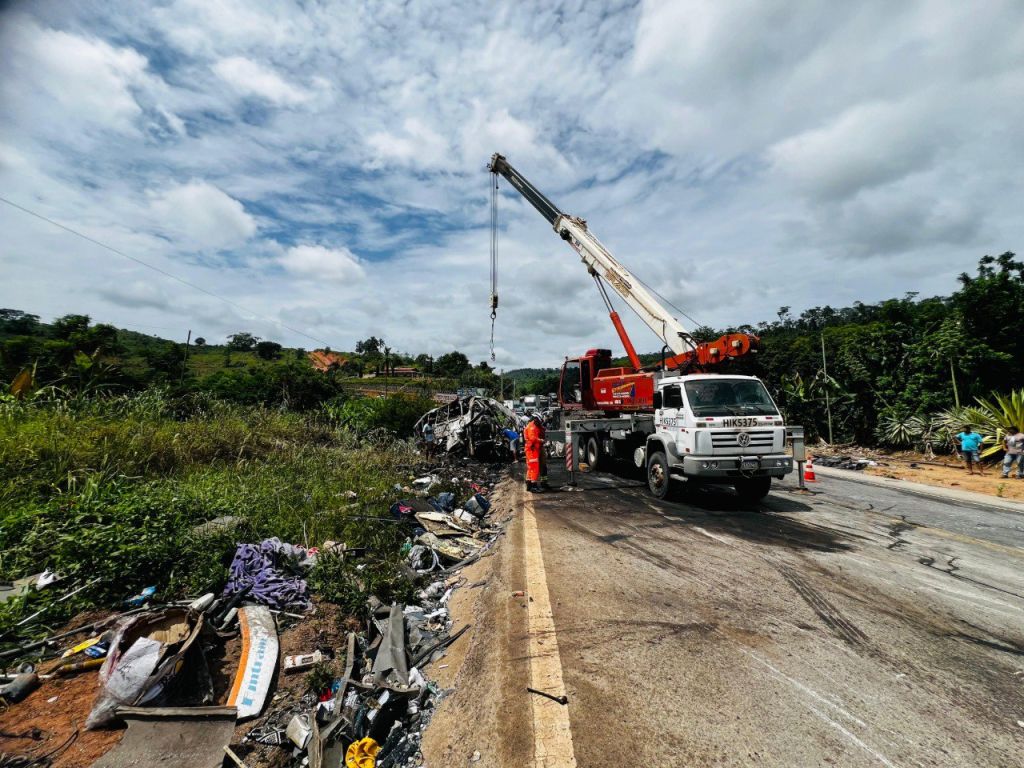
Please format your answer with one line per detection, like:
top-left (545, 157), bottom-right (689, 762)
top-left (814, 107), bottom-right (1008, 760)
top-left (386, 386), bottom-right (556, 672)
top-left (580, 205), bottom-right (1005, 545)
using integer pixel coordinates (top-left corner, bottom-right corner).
top-left (524, 420), bottom-right (544, 483)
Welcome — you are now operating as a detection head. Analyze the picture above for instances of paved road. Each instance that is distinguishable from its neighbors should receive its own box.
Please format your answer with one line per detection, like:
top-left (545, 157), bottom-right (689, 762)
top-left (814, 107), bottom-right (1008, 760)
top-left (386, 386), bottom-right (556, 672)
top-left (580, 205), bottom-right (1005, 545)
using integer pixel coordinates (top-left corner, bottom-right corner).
top-left (527, 467), bottom-right (1024, 767)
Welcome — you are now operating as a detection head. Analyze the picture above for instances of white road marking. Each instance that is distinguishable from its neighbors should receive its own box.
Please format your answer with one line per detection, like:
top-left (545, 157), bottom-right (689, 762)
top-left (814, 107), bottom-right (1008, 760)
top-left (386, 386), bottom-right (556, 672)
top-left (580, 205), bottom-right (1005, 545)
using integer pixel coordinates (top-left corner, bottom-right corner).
top-left (808, 707), bottom-right (900, 768)
top-left (523, 496), bottom-right (578, 768)
top-left (741, 649), bottom-right (903, 767)
top-left (692, 525), bottom-right (734, 545)
top-left (740, 648), bottom-right (868, 728)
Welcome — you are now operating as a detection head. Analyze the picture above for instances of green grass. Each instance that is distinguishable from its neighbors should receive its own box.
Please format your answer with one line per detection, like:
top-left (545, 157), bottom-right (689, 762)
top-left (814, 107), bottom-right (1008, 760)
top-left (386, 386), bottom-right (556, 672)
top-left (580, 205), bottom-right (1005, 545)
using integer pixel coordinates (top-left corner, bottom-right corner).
top-left (0, 389), bottom-right (425, 644)
top-left (186, 347), bottom-right (273, 377)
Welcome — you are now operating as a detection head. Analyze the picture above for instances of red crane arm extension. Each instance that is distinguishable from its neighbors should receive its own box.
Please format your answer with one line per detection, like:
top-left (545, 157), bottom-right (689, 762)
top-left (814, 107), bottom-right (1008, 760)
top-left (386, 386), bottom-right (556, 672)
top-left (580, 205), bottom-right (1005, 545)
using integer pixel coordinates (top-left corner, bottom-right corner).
top-left (608, 310), bottom-right (642, 370)
top-left (656, 333), bottom-right (760, 371)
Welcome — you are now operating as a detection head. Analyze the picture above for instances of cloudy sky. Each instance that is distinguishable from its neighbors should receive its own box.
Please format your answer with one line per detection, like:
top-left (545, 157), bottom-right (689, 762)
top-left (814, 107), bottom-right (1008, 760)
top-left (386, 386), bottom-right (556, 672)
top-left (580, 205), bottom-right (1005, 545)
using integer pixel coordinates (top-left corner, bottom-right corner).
top-left (1, 1), bottom-right (1022, 368)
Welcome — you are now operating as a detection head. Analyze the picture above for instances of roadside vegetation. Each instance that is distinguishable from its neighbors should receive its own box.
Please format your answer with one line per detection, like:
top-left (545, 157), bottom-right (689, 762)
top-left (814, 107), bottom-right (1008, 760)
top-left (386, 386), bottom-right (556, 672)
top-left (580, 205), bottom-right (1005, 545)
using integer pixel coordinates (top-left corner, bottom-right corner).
top-left (0, 388), bottom-right (432, 645)
top-left (739, 253), bottom-right (1024, 450)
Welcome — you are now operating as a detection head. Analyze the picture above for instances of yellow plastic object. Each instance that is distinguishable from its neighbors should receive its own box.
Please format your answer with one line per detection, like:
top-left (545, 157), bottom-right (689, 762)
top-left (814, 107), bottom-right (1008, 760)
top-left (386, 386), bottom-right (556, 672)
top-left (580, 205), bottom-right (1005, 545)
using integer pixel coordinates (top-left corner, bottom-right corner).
top-left (345, 737), bottom-right (380, 768)
top-left (61, 636), bottom-right (100, 658)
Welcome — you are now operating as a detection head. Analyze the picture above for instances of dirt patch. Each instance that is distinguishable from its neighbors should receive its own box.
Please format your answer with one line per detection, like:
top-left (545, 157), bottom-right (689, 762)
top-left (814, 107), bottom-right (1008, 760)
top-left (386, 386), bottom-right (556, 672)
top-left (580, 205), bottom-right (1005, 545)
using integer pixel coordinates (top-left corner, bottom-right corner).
top-left (865, 460), bottom-right (1024, 500)
top-left (0, 671), bottom-right (122, 767)
top-left (816, 447), bottom-right (1024, 501)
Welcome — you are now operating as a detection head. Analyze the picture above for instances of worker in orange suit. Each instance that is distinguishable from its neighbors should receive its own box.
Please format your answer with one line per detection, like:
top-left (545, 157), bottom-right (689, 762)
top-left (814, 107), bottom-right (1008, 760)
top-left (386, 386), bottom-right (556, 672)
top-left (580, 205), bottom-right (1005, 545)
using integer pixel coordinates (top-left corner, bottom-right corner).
top-left (524, 414), bottom-right (547, 493)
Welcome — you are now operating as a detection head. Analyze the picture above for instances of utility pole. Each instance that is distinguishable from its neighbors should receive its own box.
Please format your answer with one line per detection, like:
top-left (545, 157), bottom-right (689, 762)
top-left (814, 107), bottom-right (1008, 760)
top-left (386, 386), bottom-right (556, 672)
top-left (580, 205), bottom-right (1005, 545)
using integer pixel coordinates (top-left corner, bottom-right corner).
top-left (821, 333), bottom-right (833, 445)
top-left (383, 345), bottom-right (391, 397)
top-left (499, 369), bottom-right (504, 400)
top-left (180, 329), bottom-right (191, 385)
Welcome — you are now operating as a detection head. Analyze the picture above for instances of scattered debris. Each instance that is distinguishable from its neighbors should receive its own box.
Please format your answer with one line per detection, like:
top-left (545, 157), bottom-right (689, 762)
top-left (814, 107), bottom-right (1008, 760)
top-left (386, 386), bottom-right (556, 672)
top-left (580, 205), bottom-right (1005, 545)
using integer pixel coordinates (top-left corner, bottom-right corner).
top-left (227, 606), bottom-right (279, 720)
top-left (526, 687), bottom-right (568, 706)
top-left (284, 650), bottom-right (326, 675)
top-left (124, 586), bottom-right (157, 608)
top-left (86, 607), bottom-right (205, 729)
top-left (813, 455), bottom-right (877, 470)
top-left (223, 538), bottom-right (313, 612)
top-left (223, 744), bottom-right (251, 768)
top-left (0, 570), bottom-right (62, 605)
top-left (0, 672), bottom-right (40, 704)
top-left (346, 736), bottom-right (380, 767)
top-left (0, 452), bottom-right (510, 768)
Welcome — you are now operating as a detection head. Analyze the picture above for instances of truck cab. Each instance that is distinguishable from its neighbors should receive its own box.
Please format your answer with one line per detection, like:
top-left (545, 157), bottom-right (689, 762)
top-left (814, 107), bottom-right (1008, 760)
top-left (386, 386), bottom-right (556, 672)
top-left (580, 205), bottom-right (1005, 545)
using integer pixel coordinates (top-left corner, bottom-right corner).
top-left (644, 374), bottom-right (794, 500)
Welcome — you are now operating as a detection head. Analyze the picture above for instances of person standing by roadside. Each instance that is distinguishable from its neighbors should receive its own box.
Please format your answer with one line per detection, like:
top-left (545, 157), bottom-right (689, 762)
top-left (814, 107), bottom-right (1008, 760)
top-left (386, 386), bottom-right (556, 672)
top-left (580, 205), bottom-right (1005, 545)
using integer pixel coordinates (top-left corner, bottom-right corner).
top-left (524, 415), bottom-right (544, 492)
top-left (955, 425), bottom-right (985, 475)
top-left (421, 421), bottom-right (436, 461)
top-left (1001, 426), bottom-right (1024, 479)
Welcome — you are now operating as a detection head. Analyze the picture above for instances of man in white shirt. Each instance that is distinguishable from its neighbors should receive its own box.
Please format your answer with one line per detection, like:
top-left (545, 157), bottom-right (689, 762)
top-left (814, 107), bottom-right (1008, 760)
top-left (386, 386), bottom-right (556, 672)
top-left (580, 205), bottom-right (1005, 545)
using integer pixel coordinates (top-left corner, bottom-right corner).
top-left (1001, 426), bottom-right (1024, 479)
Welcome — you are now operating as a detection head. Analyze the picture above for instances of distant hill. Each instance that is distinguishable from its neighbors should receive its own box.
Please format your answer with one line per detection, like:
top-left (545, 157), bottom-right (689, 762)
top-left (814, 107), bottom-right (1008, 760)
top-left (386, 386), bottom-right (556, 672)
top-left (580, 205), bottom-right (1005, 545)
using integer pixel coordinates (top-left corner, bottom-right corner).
top-left (504, 367), bottom-right (557, 381)
top-left (0, 308), bottom-right (502, 400)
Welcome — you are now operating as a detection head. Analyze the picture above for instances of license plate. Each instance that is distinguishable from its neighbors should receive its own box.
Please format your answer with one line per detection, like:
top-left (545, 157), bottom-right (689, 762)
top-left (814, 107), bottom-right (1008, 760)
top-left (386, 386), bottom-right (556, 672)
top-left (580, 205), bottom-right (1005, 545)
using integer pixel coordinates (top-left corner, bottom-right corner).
top-left (722, 417), bottom-right (759, 427)
top-left (740, 458), bottom-right (759, 470)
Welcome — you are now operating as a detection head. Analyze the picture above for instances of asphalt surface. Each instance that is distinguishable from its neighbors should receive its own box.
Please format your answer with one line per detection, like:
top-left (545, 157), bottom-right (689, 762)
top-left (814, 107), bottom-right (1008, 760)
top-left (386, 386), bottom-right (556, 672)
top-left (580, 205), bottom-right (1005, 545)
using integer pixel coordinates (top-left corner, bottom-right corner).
top-left (528, 465), bottom-right (1024, 767)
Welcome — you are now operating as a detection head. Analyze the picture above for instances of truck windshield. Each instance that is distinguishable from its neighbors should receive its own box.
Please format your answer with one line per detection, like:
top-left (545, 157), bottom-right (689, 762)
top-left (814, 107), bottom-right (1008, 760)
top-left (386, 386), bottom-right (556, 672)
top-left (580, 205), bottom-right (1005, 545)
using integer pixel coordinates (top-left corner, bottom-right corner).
top-left (683, 379), bottom-right (778, 417)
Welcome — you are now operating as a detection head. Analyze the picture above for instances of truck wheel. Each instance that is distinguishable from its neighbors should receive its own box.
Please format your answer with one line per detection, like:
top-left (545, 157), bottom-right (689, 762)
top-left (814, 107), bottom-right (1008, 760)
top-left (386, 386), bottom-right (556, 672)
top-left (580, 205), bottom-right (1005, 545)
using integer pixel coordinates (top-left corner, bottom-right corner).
top-left (584, 436), bottom-right (601, 472)
top-left (735, 477), bottom-right (771, 502)
top-left (647, 451), bottom-right (671, 499)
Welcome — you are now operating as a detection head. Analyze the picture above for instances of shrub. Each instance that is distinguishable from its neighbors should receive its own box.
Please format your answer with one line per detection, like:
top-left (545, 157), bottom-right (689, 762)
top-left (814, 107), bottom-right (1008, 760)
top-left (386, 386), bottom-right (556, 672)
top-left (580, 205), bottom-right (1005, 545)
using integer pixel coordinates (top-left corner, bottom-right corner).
top-left (0, 389), bottom-right (424, 643)
top-left (328, 394), bottom-right (434, 438)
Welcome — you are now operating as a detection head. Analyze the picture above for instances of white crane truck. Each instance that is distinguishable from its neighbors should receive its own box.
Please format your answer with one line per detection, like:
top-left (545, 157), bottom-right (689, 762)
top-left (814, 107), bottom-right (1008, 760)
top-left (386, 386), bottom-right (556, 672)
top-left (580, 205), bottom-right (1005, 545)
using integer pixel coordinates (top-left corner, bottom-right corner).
top-left (488, 154), bottom-right (804, 500)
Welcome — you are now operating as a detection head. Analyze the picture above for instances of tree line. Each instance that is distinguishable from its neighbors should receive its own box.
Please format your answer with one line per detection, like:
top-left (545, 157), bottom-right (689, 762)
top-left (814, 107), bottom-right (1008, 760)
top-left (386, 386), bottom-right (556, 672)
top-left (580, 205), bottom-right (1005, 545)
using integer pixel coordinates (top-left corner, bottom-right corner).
top-left (0, 314), bottom-right (501, 410)
top-left (3, 252), bottom-right (1021, 449)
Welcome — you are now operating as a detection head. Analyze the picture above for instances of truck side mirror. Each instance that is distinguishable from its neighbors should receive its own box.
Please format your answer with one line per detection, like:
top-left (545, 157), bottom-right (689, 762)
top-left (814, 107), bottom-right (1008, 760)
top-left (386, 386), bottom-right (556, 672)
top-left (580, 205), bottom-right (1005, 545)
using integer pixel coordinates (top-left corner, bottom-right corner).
top-left (653, 391), bottom-right (662, 409)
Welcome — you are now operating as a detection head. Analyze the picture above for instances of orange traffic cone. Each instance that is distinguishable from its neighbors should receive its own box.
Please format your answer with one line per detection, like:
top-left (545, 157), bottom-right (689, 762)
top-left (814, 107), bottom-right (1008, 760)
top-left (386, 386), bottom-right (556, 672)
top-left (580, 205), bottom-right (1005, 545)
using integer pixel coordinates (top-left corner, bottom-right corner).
top-left (803, 456), bottom-right (817, 483)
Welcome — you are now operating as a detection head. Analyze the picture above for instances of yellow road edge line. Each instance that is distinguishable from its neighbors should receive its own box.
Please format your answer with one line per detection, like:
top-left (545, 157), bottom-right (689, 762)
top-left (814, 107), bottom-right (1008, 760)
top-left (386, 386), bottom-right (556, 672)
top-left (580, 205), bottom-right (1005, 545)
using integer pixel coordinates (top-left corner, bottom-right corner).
top-left (523, 494), bottom-right (578, 768)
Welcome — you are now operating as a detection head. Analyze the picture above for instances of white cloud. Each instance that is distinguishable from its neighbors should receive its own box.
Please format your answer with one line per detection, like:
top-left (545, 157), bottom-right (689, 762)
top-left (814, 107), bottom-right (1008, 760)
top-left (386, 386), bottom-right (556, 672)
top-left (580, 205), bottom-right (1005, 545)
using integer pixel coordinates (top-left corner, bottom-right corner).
top-left (768, 98), bottom-right (942, 200)
top-left (213, 56), bottom-right (312, 106)
top-left (98, 280), bottom-right (174, 311)
top-left (278, 244), bottom-right (365, 283)
top-left (0, 15), bottom-right (151, 132)
top-left (366, 118), bottom-right (450, 169)
top-left (149, 181), bottom-right (257, 252)
top-left (1, 0), bottom-right (1022, 367)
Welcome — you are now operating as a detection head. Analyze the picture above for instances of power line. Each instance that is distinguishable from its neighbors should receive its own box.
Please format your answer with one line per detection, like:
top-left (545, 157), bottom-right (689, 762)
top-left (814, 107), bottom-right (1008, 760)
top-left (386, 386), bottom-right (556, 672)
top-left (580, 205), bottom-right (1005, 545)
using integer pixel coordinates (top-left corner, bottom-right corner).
top-left (0, 194), bottom-right (335, 349)
top-left (632, 271), bottom-right (706, 330)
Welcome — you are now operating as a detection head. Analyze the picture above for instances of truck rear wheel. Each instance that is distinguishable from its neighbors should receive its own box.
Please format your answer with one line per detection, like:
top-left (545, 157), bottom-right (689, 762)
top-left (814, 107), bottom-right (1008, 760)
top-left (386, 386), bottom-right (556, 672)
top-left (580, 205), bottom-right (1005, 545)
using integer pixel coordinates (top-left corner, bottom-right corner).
top-left (584, 436), bottom-right (601, 472)
top-left (647, 451), bottom-right (671, 499)
top-left (735, 477), bottom-right (771, 502)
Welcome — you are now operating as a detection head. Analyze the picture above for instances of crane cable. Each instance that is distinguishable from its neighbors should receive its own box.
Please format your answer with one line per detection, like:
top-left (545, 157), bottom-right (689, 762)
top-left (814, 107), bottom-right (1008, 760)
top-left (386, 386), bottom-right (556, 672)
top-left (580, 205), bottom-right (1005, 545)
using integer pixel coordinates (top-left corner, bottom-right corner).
top-left (489, 173), bottom-right (499, 361)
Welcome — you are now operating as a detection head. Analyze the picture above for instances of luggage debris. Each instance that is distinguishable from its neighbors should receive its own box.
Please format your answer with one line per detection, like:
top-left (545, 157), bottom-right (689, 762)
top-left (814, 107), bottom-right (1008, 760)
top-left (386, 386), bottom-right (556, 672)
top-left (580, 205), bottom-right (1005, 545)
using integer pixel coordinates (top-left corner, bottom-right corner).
top-left (223, 538), bottom-right (314, 612)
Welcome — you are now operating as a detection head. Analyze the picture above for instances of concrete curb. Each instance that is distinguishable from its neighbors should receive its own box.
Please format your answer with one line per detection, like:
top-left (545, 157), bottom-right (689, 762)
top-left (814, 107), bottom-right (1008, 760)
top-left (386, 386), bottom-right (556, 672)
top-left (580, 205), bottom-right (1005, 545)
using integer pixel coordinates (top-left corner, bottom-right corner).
top-left (812, 465), bottom-right (1024, 514)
